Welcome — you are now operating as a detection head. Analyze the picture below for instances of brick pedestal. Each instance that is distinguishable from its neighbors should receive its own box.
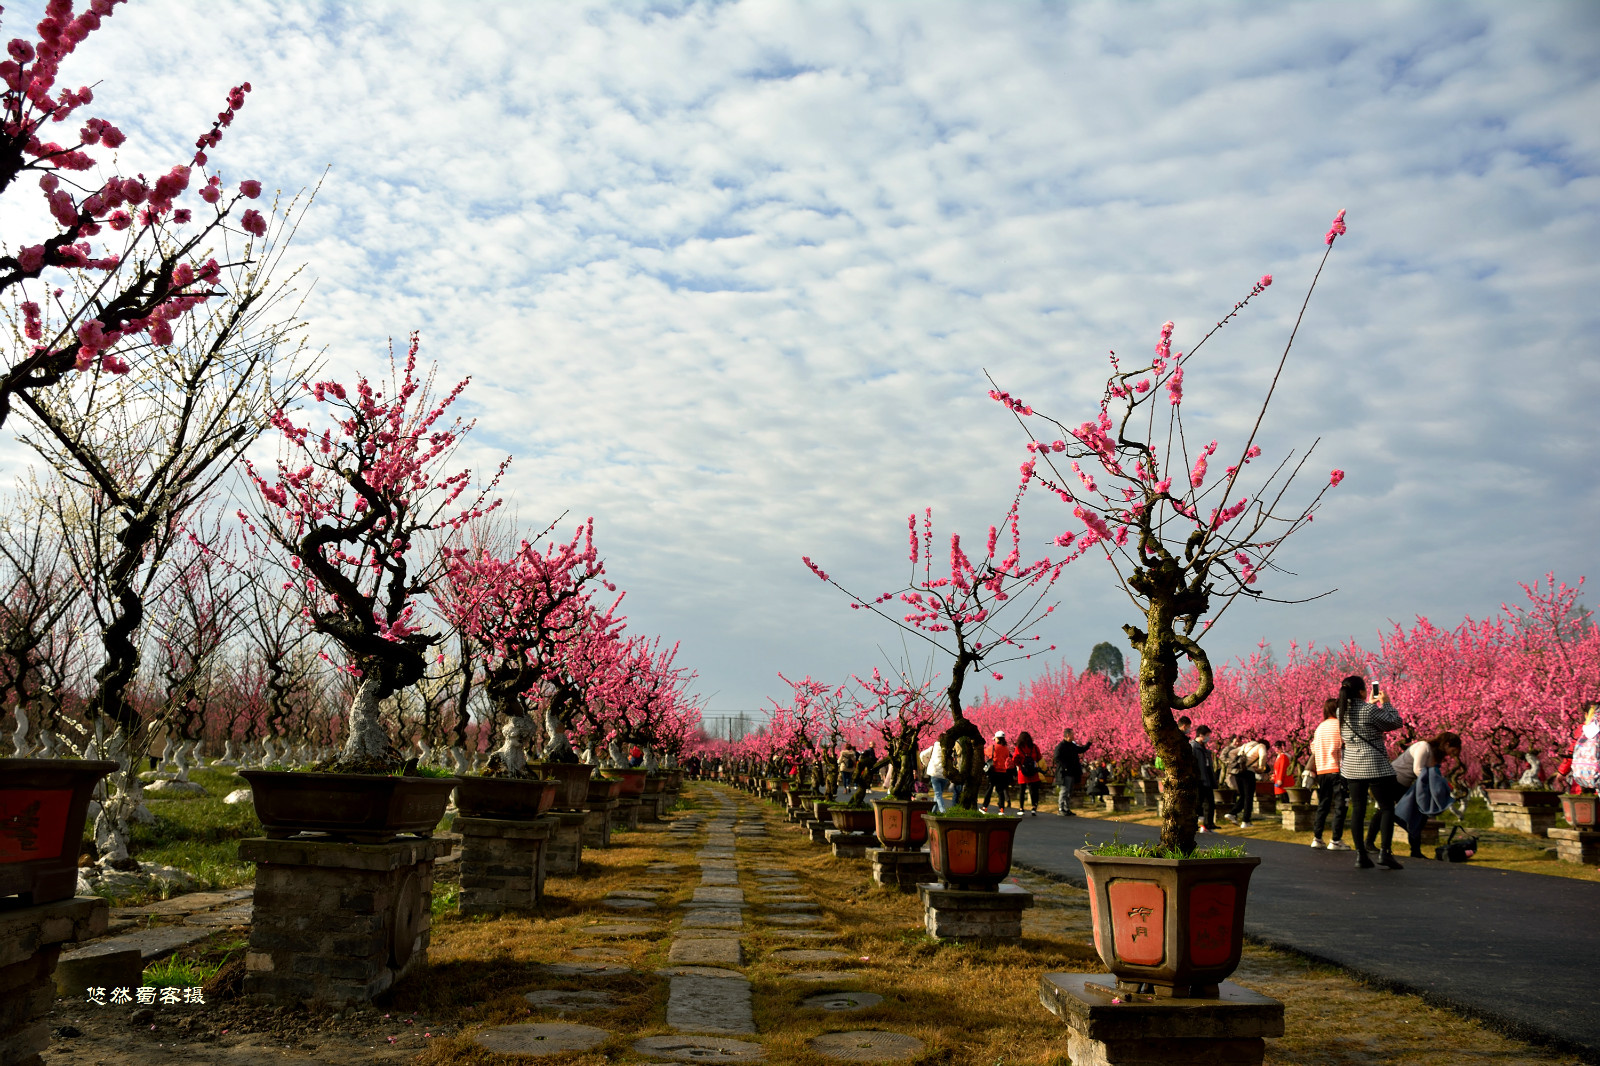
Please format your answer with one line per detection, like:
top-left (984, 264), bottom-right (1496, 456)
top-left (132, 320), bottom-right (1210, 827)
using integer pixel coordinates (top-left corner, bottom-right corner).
top-left (545, 811), bottom-right (588, 875)
top-left (1282, 805), bottom-right (1315, 832)
top-left (1548, 827), bottom-right (1600, 864)
top-left (919, 882), bottom-right (1033, 940)
top-left (868, 848), bottom-right (933, 892)
top-left (826, 829), bottom-right (877, 859)
top-left (1137, 785), bottom-right (1160, 810)
top-left (456, 815), bottom-right (553, 915)
top-left (616, 798), bottom-right (643, 832)
top-left (0, 895), bottom-right (108, 1066)
top-left (583, 799), bottom-right (619, 848)
top-left (240, 836), bottom-right (451, 1008)
top-left (1490, 804), bottom-right (1557, 837)
top-left (1255, 792), bottom-right (1278, 817)
top-left (1038, 973), bottom-right (1284, 1065)
top-left (1102, 793), bottom-right (1133, 814)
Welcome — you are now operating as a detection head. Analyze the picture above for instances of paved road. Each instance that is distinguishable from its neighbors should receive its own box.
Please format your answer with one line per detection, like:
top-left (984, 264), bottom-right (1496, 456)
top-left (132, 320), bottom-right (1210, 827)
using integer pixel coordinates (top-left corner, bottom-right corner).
top-left (1009, 813), bottom-right (1599, 1058)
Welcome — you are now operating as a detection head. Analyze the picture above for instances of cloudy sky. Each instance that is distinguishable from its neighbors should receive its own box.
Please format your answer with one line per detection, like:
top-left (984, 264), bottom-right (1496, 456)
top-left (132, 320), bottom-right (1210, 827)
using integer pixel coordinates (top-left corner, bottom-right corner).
top-left (5, 0), bottom-right (1597, 718)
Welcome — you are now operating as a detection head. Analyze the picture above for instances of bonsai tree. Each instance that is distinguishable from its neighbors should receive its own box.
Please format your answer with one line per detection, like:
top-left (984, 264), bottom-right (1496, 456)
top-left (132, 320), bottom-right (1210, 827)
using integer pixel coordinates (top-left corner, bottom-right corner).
top-left (805, 488), bottom-right (1068, 809)
top-left (774, 675), bottom-right (852, 798)
top-left (245, 334), bottom-right (507, 773)
top-left (848, 667), bottom-right (943, 806)
top-left (992, 209), bottom-right (1350, 852)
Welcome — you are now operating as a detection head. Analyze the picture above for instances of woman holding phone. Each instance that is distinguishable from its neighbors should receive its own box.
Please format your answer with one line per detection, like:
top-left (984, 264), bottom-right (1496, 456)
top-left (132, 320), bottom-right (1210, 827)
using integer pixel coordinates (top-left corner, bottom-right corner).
top-left (1337, 674), bottom-right (1406, 870)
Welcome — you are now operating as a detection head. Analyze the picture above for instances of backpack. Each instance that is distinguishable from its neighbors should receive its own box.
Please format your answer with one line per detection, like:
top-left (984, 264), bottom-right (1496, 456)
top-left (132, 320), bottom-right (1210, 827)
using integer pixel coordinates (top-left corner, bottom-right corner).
top-left (1017, 753), bottom-right (1038, 778)
top-left (1435, 824), bottom-right (1478, 863)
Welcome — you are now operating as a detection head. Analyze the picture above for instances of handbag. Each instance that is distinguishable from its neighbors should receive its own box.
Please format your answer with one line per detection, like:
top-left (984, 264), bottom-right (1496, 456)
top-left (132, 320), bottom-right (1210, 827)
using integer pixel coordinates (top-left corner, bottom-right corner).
top-left (1434, 824), bottom-right (1478, 863)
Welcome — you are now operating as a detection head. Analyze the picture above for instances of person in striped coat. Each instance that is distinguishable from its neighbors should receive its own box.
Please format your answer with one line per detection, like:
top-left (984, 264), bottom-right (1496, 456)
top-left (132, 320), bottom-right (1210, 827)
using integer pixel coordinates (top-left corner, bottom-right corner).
top-left (1337, 675), bottom-right (1406, 870)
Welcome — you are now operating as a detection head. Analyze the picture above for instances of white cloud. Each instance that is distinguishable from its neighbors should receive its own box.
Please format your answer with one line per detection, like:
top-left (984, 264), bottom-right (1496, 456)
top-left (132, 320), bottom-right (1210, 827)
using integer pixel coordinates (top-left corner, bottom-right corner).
top-left (2, 0), bottom-right (1595, 715)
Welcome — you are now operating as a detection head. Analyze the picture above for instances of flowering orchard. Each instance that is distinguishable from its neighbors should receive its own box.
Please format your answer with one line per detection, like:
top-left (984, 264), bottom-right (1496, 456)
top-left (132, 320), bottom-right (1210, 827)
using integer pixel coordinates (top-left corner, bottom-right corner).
top-left (951, 574), bottom-right (1597, 788)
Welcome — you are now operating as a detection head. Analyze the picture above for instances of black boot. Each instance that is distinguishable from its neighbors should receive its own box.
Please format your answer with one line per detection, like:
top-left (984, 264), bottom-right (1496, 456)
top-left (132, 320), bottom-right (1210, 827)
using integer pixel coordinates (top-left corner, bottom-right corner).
top-left (1378, 851), bottom-right (1405, 870)
top-left (1355, 849), bottom-right (1376, 869)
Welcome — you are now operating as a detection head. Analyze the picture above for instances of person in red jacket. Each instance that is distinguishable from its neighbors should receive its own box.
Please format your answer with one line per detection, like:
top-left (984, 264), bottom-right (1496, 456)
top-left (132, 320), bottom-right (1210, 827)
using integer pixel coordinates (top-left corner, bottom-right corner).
top-left (1270, 738), bottom-right (1294, 797)
top-left (981, 731), bottom-right (1015, 813)
top-left (1013, 730), bottom-right (1044, 815)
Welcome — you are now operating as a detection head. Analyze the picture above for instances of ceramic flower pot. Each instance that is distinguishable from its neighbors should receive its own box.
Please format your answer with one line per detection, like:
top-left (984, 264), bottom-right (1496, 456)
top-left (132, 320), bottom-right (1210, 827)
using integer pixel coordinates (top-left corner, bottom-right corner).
top-left (1284, 787), bottom-right (1313, 806)
top-left (529, 762), bottom-right (594, 810)
top-left (829, 806), bottom-right (876, 833)
top-left (0, 758), bottom-right (118, 904)
top-left (872, 798), bottom-right (936, 851)
top-left (811, 800), bottom-right (835, 826)
top-left (614, 769), bottom-right (648, 797)
top-left (1560, 793), bottom-right (1598, 828)
top-left (1485, 788), bottom-right (1560, 809)
top-left (241, 770), bottom-right (456, 843)
top-left (586, 777), bottom-right (624, 806)
top-left (926, 812), bottom-right (1022, 891)
top-left (1077, 849), bottom-right (1261, 998)
top-left (454, 776), bottom-right (559, 820)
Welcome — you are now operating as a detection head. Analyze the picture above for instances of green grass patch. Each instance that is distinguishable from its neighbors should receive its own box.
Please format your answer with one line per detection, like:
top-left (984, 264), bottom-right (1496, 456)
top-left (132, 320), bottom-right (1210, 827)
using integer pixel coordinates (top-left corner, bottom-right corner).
top-left (1083, 839), bottom-right (1250, 859)
top-left (932, 807), bottom-right (1021, 820)
top-left (431, 883), bottom-right (461, 919)
top-left (106, 768), bottom-right (260, 894)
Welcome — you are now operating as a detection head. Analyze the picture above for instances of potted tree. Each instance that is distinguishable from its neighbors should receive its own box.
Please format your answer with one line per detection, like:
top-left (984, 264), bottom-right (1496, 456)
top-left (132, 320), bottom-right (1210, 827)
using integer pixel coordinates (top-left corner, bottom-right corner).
top-left (804, 497), bottom-right (1068, 885)
top-left (858, 669), bottom-right (941, 850)
top-left (242, 338), bottom-right (505, 839)
top-left (1000, 211), bottom-right (1349, 993)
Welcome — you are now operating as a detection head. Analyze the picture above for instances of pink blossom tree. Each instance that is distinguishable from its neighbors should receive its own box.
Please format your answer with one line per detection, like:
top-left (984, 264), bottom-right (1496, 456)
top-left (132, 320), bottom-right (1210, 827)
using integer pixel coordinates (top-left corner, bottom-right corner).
top-left (805, 479), bottom-right (1068, 809)
top-left (244, 334), bottom-right (507, 773)
top-left (1, 1), bottom-right (277, 425)
top-left (993, 211), bottom-right (1350, 851)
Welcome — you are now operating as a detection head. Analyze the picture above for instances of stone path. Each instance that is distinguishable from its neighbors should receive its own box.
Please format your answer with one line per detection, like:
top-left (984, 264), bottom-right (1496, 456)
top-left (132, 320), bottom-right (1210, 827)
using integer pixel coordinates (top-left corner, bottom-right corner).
top-left (60, 887), bottom-right (257, 966)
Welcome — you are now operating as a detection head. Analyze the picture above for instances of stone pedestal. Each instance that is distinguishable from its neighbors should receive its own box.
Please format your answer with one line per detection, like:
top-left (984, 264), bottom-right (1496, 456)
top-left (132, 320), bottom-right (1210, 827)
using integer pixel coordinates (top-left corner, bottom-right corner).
top-left (786, 808), bottom-right (804, 824)
top-left (918, 882), bottom-right (1033, 940)
top-left (640, 791), bottom-right (664, 822)
top-left (1282, 805), bottom-right (1315, 832)
top-left (240, 836), bottom-right (451, 1008)
top-left (616, 798), bottom-right (643, 832)
top-left (808, 822), bottom-right (831, 844)
top-left (457, 815), bottom-right (553, 915)
top-left (869, 848), bottom-right (934, 892)
top-left (0, 895), bottom-right (108, 1066)
top-left (1419, 819), bottom-right (1442, 846)
top-left (826, 830), bottom-right (877, 859)
top-left (1255, 791), bottom-right (1278, 817)
top-left (1138, 784), bottom-right (1160, 811)
top-left (583, 799), bottom-right (619, 848)
top-left (1103, 793), bottom-right (1133, 814)
top-left (545, 811), bottom-right (588, 875)
top-left (1038, 973), bottom-right (1284, 1065)
top-left (1490, 804), bottom-right (1557, 837)
top-left (1549, 827), bottom-right (1600, 864)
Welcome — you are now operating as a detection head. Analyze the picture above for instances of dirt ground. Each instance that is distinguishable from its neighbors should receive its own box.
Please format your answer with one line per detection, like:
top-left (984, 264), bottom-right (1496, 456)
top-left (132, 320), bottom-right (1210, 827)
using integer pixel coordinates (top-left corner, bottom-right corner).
top-left (39, 785), bottom-right (1592, 1066)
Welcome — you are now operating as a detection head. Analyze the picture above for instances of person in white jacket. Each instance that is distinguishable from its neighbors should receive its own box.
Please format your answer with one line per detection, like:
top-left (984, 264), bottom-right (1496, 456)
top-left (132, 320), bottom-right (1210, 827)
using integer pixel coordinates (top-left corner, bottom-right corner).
top-left (920, 740), bottom-right (951, 812)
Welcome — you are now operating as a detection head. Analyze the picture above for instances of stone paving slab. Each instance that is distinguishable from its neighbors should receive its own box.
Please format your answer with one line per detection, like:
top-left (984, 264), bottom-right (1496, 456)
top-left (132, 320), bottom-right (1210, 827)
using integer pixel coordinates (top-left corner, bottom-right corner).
top-left (803, 991), bottom-right (884, 1011)
top-left (700, 870), bottom-right (739, 885)
top-left (693, 887), bottom-right (745, 903)
top-left (769, 948), bottom-right (850, 962)
top-left (763, 914), bottom-right (821, 926)
top-left (785, 970), bottom-right (864, 983)
top-left (183, 903), bottom-right (254, 927)
top-left (761, 903), bottom-right (818, 912)
top-left (525, 989), bottom-right (614, 1012)
top-left (633, 1035), bottom-right (766, 1062)
top-left (62, 924), bottom-right (213, 963)
top-left (682, 910), bottom-right (743, 929)
top-left (810, 1030), bottom-right (924, 1060)
top-left (667, 974), bottom-right (756, 1035)
top-left (582, 924), bottom-right (659, 937)
top-left (110, 888), bottom-right (253, 917)
top-left (477, 1022), bottom-right (610, 1056)
top-left (668, 938), bottom-right (744, 966)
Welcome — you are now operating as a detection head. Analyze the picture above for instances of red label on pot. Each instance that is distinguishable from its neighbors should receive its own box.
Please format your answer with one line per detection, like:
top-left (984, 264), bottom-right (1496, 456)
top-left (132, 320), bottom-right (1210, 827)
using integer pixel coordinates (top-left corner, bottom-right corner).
top-left (1108, 879), bottom-right (1165, 966)
top-left (880, 807), bottom-right (904, 842)
top-left (1088, 876), bottom-right (1105, 958)
top-left (946, 829), bottom-right (978, 875)
top-left (986, 827), bottom-right (1013, 874)
top-left (0, 789), bottom-right (72, 862)
top-left (909, 809), bottom-right (926, 840)
top-left (928, 828), bottom-right (942, 867)
top-left (1188, 881), bottom-right (1237, 967)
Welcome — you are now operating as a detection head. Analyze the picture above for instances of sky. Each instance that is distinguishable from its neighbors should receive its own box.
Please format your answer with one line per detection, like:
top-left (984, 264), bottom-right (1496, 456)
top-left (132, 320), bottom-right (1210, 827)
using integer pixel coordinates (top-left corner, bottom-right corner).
top-left (3, 0), bottom-right (1597, 720)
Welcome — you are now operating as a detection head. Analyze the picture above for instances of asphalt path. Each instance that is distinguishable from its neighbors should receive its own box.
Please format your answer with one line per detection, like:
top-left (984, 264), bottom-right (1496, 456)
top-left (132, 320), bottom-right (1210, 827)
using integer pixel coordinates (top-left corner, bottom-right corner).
top-left (1008, 812), bottom-right (1600, 1058)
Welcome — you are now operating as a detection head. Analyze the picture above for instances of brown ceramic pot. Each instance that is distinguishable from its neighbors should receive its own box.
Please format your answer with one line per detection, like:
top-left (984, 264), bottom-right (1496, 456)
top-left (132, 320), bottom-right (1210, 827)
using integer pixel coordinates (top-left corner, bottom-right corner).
top-left (241, 770), bottom-right (456, 843)
top-left (1484, 788), bottom-right (1560, 809)
top-left (1560, 793), bottom-right (1598, 827)
top-left (586, 777), bottom-right (624, 806)
top-left (0, 758), bottom-right (117, 904)
top-left (829, 806), bottom-right (876, 833)
top-left (530, 762), bottom-right (594, 810)
top-left (1077, 849), bottom-right (1259, 998)
top-left (872, 798), bottom-right (936, 851)
top-left (614, 769), bottom-right (648, 797)
top-left (454, 776), bottom-right (558, 819)
top-left (926, 812), bottom-right (1022, 891)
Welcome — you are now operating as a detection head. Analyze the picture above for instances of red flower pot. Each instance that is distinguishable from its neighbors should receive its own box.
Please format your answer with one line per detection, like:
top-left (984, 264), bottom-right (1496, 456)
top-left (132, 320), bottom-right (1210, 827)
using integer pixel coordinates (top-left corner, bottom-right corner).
top-left (872, 798), bottom-right (936, 851)
top-left (614, 769), bottom-right (648, 797)
top-left (586, 777), bottom-right (624, 806)
top-left (528, 762), bottom-right (593, 810)
top-left (830, 807), bottom-right (876, 833)
top-left (926, 812), bottom-right (1022, 891)
top-left (1077, 849), bottom-right (1260, 998)
top-left (454, 776), bottom-right (558, 819)
top-left (241, 770), bottom-right (456, 844)
top-left (1, 758), bottom-right (117, 904)
top-left (1561, 793), bottom-right (1599, 828)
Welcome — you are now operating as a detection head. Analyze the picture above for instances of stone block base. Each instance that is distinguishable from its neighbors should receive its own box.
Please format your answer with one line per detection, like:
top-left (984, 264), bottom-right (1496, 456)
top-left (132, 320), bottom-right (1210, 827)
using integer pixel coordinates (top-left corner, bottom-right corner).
top-left (826, 830), bottom-right (877, 859)
top-left (640, 792), bottom-right (665, 822)
top-left (1137, 787), bottom-right (1160, 811)
top-left (1102, 794), bottom-right (1133, 814)
top-left (1282, 805), bottom-right (1315, 832)
top-left (1038, 973), bottom-right (1284, 1065)
top-left (869, 848), bottom-right (933, 892)
top-left (919, 882), bottom-right (1033, 940)
top-left (545, 811), bottom-right (588, 875)
top-left (457, 815), bottom-right (553, 915)
top-left (808, 822), bottom-right (831, 844)
top-left (615, 799), bottom-right (643, 831)
top-left (239, 836), bottom-right (450, 1008)
top-left (1255, 795), bottom-right (1278, 817)
top-left (1548, 827), bottom-right (1600, 864)
top-left (583, 800), bottom-right (619, 848)
top-left (1490, 804), bottom-right (1557, 837)
top-left (0, 895), bottom-right (108, 1066)
top-left (786, 808), bottom-right (804, 824)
